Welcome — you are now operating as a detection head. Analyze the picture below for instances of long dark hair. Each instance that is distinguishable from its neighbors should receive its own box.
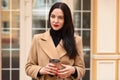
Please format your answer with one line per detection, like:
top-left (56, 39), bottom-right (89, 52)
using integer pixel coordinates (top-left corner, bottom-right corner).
top-left (48, 2), bottom-right (78, 59)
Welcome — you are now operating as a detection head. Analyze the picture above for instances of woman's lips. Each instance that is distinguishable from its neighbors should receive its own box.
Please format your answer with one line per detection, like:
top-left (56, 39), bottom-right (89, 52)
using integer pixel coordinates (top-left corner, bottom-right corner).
top-left (53, 24), bottom-right (59, 27)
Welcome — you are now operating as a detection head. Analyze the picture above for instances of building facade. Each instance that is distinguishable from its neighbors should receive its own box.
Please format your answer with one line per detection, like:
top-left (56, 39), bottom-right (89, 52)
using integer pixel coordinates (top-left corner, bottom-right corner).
top-left (0, 0), bottom-right (120, 80)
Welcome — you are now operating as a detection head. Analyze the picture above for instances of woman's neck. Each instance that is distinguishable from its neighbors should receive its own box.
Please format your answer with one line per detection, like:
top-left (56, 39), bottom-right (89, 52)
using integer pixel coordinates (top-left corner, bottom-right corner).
top-left (50, 28), bottom-right (62, 47)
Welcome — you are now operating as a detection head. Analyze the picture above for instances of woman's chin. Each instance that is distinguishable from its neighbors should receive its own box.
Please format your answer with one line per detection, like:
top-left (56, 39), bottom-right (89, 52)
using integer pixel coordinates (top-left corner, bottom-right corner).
top-left (52, 27), bottom-right (61, 31)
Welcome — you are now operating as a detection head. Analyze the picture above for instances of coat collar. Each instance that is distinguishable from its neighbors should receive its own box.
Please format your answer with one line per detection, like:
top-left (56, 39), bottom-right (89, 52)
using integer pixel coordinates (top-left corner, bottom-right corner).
top-left (39, 30), bottom-right (66, 59)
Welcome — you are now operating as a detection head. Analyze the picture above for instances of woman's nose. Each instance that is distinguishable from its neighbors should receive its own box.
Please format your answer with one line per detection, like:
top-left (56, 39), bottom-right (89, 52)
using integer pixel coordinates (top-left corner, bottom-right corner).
top-left (54, 18), bottom-right (58, 22)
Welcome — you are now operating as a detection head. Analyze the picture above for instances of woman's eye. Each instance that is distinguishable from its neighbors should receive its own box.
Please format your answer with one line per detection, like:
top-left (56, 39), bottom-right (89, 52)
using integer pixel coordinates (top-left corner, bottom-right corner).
top-left (50, 14), bottom-right (55, 18)
top-left (58, 16), bottom-right (64, 19)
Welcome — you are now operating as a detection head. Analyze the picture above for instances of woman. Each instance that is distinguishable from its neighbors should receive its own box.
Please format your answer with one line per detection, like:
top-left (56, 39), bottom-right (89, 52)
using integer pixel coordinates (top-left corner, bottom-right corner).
top-left (25, 2), bottom-right (85, 80)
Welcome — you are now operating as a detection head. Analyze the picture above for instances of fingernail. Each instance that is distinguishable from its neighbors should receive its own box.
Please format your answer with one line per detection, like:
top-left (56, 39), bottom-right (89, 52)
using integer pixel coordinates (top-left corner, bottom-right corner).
top-left (55, 72), bottom-right (58, 75)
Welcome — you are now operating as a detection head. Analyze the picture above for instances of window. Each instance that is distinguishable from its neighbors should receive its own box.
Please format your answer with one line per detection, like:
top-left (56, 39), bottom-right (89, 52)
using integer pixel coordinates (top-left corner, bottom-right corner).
top-left (74, 0), bottom-right (91, 80)
top-left (0, 0), bottom-right (20, 80)
top-left (2, 0), bottom-right (9, 9)
top-left (2, 21), bottom-right (10, 32)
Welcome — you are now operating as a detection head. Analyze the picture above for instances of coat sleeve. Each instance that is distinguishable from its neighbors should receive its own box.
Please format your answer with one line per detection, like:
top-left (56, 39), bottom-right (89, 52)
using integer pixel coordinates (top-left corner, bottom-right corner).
top-left (73, 36), bottom-right (85, 80)
top-left (25, 35), bottom-right (42, 79)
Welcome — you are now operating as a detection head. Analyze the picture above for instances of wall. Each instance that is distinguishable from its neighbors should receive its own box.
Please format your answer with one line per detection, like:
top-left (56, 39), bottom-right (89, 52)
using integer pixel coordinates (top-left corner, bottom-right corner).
top-left (92, 0), bottom-right (120, 80)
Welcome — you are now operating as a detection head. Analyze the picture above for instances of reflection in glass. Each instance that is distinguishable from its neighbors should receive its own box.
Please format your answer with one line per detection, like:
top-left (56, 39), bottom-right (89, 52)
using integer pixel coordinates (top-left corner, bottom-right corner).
top-left (32, 11), bottom-right (46, 28)
top-left (2, 70), bottom-right (10, 80)
top-left (83, 70), bottom-right (90, 80)
top-left (2, 50), bottom-right (10, 68)
top-left (32, 30), bottom-right (46, 37)
top-left (74, 12), bottom-right (81, 28)
top-left (32, 0), bottom-right (60, 9)
top-left (74, 0), bottom-right (81, 10)
top-left (2, 21), bottom-right (10, 32)
top-left (83, 30), bottom-right (90, 49)
top-left (1, 11), bottom-right (10, 48)
top-left (2, 0), bottom-right (9, 9)
top-left (83, 12), bottom-right (90, 28)
top-left (12, 30), bottom-right (19, 48)
top-left (12, 12), bottom-right (20, 28)
top-left (12, 70), bottom-right (19, 80)
top-left (33, 0), bottom-right (45, 9)
top-left (84, 51), bottom-right (90, 68)
top-left (1, 33), bottom-right (10, 48)
top-left (2, 11), bottom-right (10, 29)
top-left (12, 0), bottom-right (20, 9)
top-left (46, 0), bottom-right (60, 9)
top-left (12, 50), bottom-right (19, 68)
top-left (83, 0), bottom-right (91, 10)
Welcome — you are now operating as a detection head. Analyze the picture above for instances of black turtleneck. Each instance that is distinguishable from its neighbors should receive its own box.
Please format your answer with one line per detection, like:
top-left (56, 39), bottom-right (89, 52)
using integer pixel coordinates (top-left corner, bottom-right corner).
top-left (50, 28), bottom-right (62, 47)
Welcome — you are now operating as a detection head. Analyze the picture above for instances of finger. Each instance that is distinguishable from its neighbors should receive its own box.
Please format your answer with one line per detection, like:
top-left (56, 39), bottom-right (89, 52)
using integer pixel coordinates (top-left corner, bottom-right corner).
top-left (47, 66), bottom-right (58, 74)
top-left (58, 68), bottom-right (68, 73)
top-left (60, 64), bottom-right (67, 68)
top-left (47, 71), bottom-right (55, 75)
top-left (47, 63), bottom-right (58, 70)
top-left (46, 66), bottom-right (58, 76)
top-left (40, 67), bottom-right (49, 75)
top-left (43, 68), bottom-right (55, 75)
top-left (48, 63), bottom-right (56, 67)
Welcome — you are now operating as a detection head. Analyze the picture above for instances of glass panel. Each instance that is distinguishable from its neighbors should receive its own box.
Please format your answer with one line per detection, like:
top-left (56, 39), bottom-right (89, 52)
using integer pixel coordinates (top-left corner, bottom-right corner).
top-left (2, 50), bottom-right (10, 68)
top-left (32, 0), bottom-right (60, 9)
top-left (83, 12), bottom-right (91, 28)
top-left (12, 12), bottom-right (20, 28)
top-left (83, 0), bottom-right (91, 10)
top-left (1, 11), bottom-right (10, 29)
top-left (2, 0), bottom-right (9, 9)
top-left (1, 32), bottom-right (10, 48)
top-left (1, 0), bottom-right (20, 80)
top-left (75, 30), bottom-right (81, 36)
top-left (32, 30), bottom-right (46, 36)
top-left (82, 70), bottom-right (90, 80)
top-left (46, 0), bottom-right (60, 9)
top-left (84, 50), bottom-right (90, 68)
top-left (12, 50), bottom-right (19, 68)
top-left (12, 30), bottom-right (19, 48)
top-left (2, 70), bottom-right (10, 80)
top-left (33, 0), bottom-right (46, 9)
top-left (83, 30), bottom-right (90, 49)
top-left (12, 70), bottom-right (19, 80)
top-left (74, 12), bottom-right (81, 28)
top-left (1, 11), bottom-right (10, 49)
top-left (12, 0), bottom-right (20, 9)
top-left (74, 0), bottom-right (81, 10)
top-left (32, 11), bottom-right (46, 28)
top-left (2, 21), bottom-right (10, 32)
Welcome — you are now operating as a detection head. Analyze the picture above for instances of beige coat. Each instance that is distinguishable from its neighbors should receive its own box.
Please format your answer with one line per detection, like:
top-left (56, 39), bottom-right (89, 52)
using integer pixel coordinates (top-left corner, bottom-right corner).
top-left (25, 30), bottom-right (85, 80)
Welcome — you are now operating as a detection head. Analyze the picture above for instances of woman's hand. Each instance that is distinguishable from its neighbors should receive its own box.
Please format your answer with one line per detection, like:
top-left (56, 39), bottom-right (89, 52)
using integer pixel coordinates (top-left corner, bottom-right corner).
top-left (57, 64), bottom-right (75, 78)
top-left (39, 63), bottom-right (58, 76)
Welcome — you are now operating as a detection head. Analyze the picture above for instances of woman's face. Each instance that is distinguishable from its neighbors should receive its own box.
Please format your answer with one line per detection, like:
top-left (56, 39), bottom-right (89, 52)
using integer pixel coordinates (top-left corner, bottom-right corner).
top-left (50, 8), bottom-right (64, 30)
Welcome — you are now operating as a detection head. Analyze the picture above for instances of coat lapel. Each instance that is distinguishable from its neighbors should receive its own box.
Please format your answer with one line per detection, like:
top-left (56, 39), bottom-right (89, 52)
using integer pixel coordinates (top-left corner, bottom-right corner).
top-left (39, 30), bottom-right (66, 59)
top-left (56, 40), bottom-right (67, 58)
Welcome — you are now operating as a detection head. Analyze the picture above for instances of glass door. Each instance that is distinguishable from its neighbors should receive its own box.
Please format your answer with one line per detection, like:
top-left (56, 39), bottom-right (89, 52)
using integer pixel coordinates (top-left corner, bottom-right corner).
top-left (73, 0), bottom-right (91, 80)
top-left (0, 0), bottom-right (20, 80)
